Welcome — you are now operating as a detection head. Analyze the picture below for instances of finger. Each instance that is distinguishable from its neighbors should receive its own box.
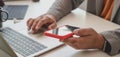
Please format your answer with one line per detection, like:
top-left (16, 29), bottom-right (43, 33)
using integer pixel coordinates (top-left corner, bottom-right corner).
top-left (35, 17), bottom-right (53, 30)
top-left (67, 43), bottom-right (80, 49)
top-left (65, 38), bottom-right (90, 49)
top-left (27, 19), bottom-right (35, 30)
top-left (48, 22), bottom-right (57, 30)
top-left (75, 37), bottom-right (95, 49)
top-left (27, 18), bottom-right (32, 26)
top-left (31, 19), bottom-right (39, 33)
top-left (73, 29), bottom-right (80, 36)
top-left (63, 38), bottom-right (81, 49)
top-left (63, 38), bottom-right (76, 44)
top-left (73, 28), bottom-right (93, 36)
top-left (32, 29), bottom-right (39, 34)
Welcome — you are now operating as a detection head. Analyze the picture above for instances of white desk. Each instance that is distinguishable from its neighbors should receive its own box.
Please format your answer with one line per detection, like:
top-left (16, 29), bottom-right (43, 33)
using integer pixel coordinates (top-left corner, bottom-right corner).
top-left (4, 0), bottom-right (120, 57)
top-left (40, 9), bottom-right (120, 57)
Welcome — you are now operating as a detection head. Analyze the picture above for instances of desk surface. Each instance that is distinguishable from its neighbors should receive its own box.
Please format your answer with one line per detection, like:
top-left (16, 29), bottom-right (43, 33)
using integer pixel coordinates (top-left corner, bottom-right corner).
top-left (40, 9), bottom-right (120, 57)
top-left (4, 0), bottom-right (120, 57)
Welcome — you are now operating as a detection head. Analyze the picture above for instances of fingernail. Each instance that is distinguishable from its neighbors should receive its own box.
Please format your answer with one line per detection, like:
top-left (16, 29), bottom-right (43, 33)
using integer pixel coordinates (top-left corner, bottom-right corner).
top-left (28, 28), bottom-right (30, 31)
top-left (32, 31), bottom-right (35, 34)
top-left (36, 26), bottom-right (39, 30)
top-left (48, 26), bottom-right (52, 30)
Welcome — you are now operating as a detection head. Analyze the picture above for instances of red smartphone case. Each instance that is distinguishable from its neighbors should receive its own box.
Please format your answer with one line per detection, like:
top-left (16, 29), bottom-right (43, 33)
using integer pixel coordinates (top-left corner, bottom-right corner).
top-left (44, 31), bottom-right (74, 40)
top-left (44, 25), bottom-right (75, 40)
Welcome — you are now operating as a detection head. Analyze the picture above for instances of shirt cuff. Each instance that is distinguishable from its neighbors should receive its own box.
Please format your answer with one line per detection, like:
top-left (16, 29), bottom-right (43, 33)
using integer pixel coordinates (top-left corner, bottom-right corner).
top-left (103, 40), bottom-right (111, 54)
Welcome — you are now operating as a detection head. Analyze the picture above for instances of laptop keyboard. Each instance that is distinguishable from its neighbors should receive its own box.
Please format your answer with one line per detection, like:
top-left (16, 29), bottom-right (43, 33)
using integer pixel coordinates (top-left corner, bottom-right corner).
top-left (1, 27), bottom-right (47, 57)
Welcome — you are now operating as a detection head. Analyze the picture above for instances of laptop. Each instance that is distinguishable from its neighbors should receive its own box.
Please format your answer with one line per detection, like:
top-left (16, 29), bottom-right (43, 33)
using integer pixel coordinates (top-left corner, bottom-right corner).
top-left (0, 26), bottom-right (63, 57)
top-left (0, 0), bottom-right (63, 57)
top-left (0, 33), bottom-right (17, 57)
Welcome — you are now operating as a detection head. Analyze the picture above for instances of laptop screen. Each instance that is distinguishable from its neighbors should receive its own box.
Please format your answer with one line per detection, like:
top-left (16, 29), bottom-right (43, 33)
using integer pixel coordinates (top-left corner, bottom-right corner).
top-left (2, 0), bottom-right (28, 20)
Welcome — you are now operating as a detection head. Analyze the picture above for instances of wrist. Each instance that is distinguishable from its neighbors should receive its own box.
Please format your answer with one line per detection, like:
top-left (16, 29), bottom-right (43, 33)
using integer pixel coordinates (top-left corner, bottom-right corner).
top-left (45, 14), bottom-right (57, 21)
top-left (96, 34), bottom-right (105, 49)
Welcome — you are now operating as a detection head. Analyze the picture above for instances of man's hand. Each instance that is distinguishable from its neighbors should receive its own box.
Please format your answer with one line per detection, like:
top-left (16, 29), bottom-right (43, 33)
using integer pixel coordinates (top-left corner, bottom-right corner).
top-left (27, 14), bottom-right (57, 34)
top-left (63, 28), bottom-right (105, 50)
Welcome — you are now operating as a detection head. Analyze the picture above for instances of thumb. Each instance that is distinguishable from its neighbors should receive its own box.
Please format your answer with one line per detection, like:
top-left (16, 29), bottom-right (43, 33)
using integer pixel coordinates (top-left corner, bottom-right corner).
top-left (73, 28), bottom-right (93, 37)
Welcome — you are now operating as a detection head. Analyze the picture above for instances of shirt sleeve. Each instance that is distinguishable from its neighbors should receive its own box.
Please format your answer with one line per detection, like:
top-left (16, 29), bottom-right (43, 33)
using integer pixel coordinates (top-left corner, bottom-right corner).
top-left (100, 29), bottom-right (120, 55)
top-left (46, 0), bottom-right (84, 21)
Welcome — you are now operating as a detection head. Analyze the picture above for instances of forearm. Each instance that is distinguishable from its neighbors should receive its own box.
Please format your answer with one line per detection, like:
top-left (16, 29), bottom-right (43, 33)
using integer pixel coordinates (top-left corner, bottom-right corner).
top-left (47, 0), bottom-right (84, 21)
top-left (100, 29), bottom-right (120, 55)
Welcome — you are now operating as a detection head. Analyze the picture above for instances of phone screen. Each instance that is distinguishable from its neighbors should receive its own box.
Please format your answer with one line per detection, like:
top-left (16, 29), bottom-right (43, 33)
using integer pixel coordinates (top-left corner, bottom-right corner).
top-left (46, 25), bottom-right (79, 36)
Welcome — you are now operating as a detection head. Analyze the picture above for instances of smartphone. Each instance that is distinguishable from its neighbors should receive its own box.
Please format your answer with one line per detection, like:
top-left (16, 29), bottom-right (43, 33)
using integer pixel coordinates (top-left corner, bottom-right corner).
top-left (44, 25), bottom-right (79, 40)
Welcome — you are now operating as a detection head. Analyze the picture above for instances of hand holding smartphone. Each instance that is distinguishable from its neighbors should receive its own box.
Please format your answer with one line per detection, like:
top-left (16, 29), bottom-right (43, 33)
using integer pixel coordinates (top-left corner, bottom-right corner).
top-left (44, 25), bottom-right (79, 40)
